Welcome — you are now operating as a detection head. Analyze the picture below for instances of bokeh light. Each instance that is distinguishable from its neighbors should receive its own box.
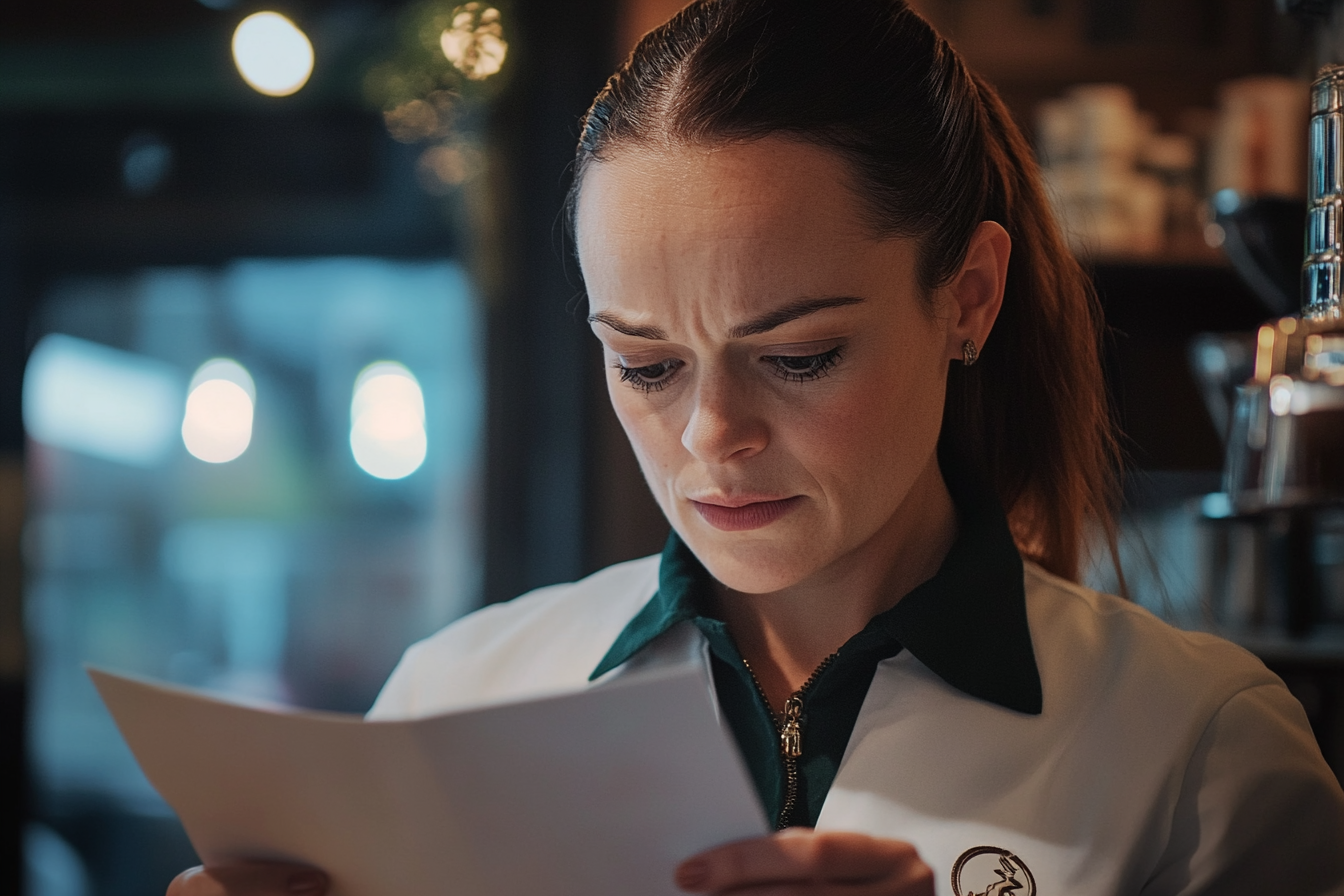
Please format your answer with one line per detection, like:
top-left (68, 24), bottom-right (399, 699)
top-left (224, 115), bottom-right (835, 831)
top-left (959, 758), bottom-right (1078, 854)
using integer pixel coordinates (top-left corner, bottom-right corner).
top-left (23, 334), bottom-right (181, 467)
top-left (383, 93), bottom-right (454, 144)
top-left (350, 362), bottom-right (427, 480)
top-left (1269, 375), bottom-right (1295, 417)
top-left (416, 143), bottom-right (479, 194)
top-left (121, 131), bottom-right (174, 196)
top-left (182, 359), bottom-right (256, 463)
top-left (439, 4), bottom-right (507, 81)
top-left (232, 12), bottom-right (315, 97)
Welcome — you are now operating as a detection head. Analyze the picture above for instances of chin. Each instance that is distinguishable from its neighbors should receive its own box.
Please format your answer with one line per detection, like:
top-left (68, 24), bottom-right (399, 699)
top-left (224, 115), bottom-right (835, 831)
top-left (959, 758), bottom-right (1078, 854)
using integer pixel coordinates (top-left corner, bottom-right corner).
top-left (689, 537), bottom-right (818, 595)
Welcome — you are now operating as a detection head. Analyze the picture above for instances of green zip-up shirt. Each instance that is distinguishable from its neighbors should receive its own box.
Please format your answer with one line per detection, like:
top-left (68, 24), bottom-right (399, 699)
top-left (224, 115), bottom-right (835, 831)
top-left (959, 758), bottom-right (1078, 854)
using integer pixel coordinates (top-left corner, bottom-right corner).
top-left (591, 471), bottom-right (1042, 828)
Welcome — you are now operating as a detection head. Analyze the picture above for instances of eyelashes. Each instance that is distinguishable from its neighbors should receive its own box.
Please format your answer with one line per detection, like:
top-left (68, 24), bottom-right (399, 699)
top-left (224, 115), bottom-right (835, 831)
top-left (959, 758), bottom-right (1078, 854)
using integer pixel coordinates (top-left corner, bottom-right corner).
top-left (616, 358), bottom-right (684, 393)
top-left (765, 346), bottom-right (843, 383)
top-left (614, 346), bottom-right (844, 394)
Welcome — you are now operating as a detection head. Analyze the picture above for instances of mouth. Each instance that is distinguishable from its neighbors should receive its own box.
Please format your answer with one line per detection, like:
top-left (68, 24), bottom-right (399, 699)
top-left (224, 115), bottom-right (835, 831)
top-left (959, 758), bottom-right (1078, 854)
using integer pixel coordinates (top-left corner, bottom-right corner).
top-left (689, 495), bottom-right (803, 532)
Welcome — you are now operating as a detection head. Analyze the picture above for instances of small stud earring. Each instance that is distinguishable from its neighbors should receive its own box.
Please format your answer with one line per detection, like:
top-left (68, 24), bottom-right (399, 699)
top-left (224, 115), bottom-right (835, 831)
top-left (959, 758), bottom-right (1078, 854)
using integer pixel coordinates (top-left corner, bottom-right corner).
top-left (962, 339), bottom-right (978, 367)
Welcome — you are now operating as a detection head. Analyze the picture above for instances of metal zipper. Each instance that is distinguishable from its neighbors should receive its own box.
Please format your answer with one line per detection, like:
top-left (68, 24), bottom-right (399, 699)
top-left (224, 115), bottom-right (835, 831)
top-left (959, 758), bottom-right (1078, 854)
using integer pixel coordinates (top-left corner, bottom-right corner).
top-left (742, 652), bottom-right (837, 829)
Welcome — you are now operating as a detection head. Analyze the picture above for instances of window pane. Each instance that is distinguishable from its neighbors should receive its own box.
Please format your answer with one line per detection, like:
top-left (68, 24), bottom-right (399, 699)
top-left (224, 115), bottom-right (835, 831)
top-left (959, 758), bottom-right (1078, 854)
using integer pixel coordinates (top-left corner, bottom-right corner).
top-left (25, 257), bottom-right (483, 831)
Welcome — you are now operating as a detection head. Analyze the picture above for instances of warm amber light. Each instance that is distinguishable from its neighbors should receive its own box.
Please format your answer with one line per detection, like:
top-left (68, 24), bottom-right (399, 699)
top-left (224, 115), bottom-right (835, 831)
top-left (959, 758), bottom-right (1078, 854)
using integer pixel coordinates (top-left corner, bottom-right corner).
top-left (232, 12), bottom-right (314, 97)
top-left (439, 4), bottom-right (507, 81)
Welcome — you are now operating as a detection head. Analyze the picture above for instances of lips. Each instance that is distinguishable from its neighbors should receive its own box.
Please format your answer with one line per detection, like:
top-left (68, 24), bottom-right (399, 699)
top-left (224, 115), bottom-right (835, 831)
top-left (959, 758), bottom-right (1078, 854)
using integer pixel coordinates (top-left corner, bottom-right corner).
top-left (690, 495), bottom-right (802, 531)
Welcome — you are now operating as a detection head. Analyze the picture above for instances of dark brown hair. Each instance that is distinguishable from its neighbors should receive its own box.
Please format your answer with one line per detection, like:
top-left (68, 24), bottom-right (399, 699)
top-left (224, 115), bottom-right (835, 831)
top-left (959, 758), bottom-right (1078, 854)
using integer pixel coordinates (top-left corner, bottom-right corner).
top-left (571, 0), bottom-right (1120, 582)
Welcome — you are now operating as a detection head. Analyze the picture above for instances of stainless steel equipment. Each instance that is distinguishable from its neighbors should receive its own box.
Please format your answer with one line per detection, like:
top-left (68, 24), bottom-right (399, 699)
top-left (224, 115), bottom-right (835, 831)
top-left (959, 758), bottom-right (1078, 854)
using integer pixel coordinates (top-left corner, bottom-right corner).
top-left (1304, 64), bottom-right (1344, 320)
top-left (1212, 66), bottom-right (1344, 635)
top-left (1226, 66), bottom-right (1344, 514)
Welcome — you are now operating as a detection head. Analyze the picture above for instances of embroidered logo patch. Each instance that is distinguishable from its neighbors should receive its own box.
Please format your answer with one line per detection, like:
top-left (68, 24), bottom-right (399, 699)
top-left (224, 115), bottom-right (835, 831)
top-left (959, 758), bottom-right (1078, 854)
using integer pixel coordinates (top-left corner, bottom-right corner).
top-left (950, 846), bottom-right (1036, 896)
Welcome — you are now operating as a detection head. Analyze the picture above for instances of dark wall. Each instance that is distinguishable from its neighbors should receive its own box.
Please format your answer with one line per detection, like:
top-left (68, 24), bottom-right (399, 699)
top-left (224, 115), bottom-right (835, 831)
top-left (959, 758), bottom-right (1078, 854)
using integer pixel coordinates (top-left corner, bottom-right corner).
top-left (479, 0), bottom-right (661, 606)
top-left (1, 113), bottom-right (27, 896)
top-left (1094, 261), bottom-right (1267, 470)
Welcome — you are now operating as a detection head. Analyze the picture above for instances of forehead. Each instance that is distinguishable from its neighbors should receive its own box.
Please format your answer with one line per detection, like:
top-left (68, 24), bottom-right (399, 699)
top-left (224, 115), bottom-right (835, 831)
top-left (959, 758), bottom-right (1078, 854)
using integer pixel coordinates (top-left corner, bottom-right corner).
top-left (575, 138), bottom-right (875, 251)
top-left (574, 138), bottom-right (915, 329)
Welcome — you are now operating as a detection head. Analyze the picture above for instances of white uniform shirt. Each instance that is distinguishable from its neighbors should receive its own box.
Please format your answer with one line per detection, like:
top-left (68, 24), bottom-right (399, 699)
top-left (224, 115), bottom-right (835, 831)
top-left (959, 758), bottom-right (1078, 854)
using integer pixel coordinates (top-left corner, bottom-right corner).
top-left (370, 530), bottom-right (1344, 896)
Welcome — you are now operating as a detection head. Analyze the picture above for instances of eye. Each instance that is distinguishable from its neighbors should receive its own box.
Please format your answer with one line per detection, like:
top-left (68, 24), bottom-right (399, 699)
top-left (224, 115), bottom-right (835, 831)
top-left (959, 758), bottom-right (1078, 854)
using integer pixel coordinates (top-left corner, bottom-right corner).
top-left (615, 358), bottom-right (684, 393)
top-left (763, 346), bottom-right (844, 382)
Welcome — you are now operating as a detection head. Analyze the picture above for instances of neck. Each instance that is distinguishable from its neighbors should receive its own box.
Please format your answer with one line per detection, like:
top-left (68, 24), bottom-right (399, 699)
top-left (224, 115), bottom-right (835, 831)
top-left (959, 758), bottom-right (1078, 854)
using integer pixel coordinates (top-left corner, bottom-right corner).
top-left (712, 456), bottom-right (957, 711)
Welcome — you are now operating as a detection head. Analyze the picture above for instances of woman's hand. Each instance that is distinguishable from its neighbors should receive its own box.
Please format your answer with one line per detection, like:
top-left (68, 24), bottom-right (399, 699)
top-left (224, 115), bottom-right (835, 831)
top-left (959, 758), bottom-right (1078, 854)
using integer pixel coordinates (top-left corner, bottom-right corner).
top-left (166, 862), bottom-right (328, 896)
top-left (675, 829), bottom-right (934, 895)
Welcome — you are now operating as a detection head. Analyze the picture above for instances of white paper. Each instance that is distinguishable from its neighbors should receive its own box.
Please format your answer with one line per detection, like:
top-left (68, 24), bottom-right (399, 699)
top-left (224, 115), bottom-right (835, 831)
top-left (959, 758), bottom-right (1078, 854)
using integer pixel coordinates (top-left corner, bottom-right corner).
top-left (89, 665), bottom-right (768, 896)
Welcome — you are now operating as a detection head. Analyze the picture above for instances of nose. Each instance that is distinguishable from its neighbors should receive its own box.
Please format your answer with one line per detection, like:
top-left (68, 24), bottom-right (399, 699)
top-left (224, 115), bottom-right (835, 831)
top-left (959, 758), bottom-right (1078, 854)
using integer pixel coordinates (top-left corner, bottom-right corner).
top-left (680, 365), bottom-right (768, 464)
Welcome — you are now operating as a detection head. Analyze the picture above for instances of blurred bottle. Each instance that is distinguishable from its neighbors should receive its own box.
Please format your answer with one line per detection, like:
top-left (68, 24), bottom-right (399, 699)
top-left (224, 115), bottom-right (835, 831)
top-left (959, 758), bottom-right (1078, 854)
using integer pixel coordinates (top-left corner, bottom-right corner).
top-left (1207, 76), bottom-right (1310, 201)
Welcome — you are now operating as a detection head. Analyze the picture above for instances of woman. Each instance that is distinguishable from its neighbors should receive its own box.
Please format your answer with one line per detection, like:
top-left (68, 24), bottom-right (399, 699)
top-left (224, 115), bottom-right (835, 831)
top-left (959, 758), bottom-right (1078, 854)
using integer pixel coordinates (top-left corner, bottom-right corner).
top-left (170, 1), bottom-right (1344, 894)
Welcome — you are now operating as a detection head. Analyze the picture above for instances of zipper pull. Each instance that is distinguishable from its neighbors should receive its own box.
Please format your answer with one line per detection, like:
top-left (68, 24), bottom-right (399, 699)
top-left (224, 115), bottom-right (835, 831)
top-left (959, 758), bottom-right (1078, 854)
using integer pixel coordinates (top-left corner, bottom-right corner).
top-left (781, 695), bottom-right (804, 759)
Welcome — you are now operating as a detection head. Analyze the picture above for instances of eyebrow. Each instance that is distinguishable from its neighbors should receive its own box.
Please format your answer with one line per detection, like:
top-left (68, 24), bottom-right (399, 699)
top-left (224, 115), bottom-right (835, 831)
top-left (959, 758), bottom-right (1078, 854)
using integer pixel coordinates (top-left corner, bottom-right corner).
top-left (587, 296), bottom-right (865, 341)
top-left (586, 313), bottom-right (668, 340)
top-left (728, 296), bottom-right (865, 338)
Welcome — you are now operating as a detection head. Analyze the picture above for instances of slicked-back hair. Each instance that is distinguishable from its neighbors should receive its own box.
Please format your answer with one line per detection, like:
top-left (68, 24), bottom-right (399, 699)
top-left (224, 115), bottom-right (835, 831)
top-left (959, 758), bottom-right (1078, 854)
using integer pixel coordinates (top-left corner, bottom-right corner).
top-left (570, 0), bottom-right (1120, 583)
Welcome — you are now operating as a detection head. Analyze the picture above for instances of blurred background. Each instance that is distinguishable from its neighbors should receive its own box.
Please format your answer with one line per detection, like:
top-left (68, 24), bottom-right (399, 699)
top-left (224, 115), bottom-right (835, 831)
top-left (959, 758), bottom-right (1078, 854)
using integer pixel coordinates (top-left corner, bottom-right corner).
top-left (0, 0), bottom-right (1339, 893)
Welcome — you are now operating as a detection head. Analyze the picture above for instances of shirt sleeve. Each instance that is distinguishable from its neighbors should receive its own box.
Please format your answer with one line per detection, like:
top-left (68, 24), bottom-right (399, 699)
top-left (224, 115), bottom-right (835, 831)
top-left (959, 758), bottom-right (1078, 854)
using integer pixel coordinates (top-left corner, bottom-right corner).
top-left (1142, 682), bottom-right (1344, 896)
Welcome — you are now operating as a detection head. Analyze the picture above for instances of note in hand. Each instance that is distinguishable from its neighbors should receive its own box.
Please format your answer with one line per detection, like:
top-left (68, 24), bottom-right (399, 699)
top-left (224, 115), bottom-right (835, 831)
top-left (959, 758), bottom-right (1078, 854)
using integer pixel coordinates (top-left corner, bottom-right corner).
top-left (90, 665), bottom-right (767, 896)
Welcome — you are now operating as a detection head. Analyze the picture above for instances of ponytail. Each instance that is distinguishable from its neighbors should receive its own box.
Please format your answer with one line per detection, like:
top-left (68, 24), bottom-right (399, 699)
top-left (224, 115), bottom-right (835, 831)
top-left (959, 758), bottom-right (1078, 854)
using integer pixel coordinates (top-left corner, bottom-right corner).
top-left (942, 74), bottom-right (1120, 579)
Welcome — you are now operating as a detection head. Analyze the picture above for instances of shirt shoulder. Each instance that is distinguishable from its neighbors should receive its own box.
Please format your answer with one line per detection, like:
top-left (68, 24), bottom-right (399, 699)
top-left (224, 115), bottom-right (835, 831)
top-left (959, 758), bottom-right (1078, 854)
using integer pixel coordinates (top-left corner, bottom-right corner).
top-left (832, 563), bottom-right (1344, 893)
top-left (1021, 561), bottom-right (1281, 718)
top-left (367, 554), bottom-right (661, 719)
top-left (1018, 568), bottom-right (1344, 892)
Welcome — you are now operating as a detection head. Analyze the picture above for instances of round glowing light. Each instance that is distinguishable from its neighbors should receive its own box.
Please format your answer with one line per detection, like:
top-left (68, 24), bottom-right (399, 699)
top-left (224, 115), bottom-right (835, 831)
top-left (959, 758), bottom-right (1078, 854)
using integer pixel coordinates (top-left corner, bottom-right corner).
top-left (350, 362), bottom-right (427, 480)
top-left (182, 359), bottom-right (256, 463)
top-left (231, 12), bottom-right (314, 97)
top-left (1269, 375), bottom-right (1294, 417)
top-left (439, 3), bottom-right (507, 81)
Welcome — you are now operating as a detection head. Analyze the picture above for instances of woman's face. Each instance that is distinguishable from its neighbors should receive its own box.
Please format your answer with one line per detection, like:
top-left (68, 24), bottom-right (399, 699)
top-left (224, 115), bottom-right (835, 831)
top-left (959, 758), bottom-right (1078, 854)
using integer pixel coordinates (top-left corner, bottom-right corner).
top-left (576, 138), bottom-right (959, 595)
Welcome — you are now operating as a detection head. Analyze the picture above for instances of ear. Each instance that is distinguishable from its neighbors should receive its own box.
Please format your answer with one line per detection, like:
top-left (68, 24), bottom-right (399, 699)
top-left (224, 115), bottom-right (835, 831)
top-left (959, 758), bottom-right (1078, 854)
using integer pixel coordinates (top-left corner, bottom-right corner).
top-left (940, 221), bottom-right (1010, 362)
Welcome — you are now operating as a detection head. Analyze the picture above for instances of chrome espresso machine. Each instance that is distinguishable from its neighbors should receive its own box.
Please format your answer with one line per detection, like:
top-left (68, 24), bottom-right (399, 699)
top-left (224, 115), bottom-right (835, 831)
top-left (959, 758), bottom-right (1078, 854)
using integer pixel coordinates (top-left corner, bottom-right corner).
top-left (1208, 64), bottom-right (1344, 638)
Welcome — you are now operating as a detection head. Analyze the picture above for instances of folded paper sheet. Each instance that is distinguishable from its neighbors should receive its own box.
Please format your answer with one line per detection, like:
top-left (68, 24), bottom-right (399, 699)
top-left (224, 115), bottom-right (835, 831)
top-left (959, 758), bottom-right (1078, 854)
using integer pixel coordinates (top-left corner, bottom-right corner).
top-left (89, 666), bottom-right (767, 896)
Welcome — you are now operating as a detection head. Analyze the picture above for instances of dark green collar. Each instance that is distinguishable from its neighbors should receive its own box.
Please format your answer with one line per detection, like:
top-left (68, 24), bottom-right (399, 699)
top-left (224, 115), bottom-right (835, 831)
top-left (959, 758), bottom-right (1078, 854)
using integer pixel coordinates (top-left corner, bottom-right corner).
top-left (589, 480), bottom-right (1041, 716)
top-left (589, 532), bottom-right (707, 680)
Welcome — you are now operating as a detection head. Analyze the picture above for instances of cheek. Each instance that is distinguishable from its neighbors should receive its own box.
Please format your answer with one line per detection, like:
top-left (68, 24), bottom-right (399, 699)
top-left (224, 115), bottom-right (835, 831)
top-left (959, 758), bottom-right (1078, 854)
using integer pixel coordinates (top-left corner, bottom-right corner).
top-left (607, 379), bottom-right (685, 481)
top-left (789, 348), bottom-right (947, 490)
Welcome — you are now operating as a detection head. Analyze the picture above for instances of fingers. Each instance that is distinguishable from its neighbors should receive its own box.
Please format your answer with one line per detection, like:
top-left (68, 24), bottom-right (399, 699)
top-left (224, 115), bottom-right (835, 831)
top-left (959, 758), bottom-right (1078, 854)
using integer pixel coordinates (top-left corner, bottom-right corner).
top-left (166, 863), bottom-right (328, 896)
top-left (676, 831), bottom-right (933, 896)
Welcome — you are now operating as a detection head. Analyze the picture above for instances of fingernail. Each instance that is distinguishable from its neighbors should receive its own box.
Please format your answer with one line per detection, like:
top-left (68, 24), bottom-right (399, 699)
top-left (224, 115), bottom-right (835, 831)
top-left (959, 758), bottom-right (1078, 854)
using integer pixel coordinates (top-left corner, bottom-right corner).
top-left (675, 859), bottom-right (709, 891)
top-left (287, 871), bottom-right (325, 894)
